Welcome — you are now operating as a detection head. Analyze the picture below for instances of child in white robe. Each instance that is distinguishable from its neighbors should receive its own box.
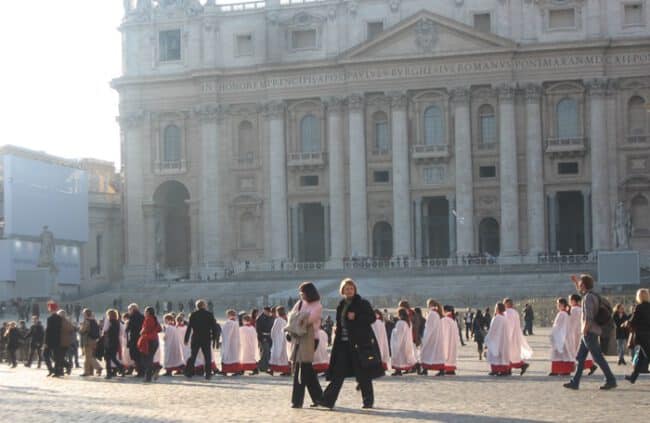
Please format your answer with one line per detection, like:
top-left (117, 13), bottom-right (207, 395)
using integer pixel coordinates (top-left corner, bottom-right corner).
top-left (313, 329), bottom-right (330, 374)
top-left (568, 294), bottom-right (597, 374)
top-left (550, 298), bottom-right (574, 376)
top-left (120, 313), bottom-right (135, 373)
top-left (440, 305), bottom-right (461, 375)
top-left (371, 309), bottom-right (390, 371)
top-left (163, 314), bottom-right (184, 375)
top-left (390, 308), bottom-right (417, 375)
top-left (239, 315), bottom-right (259, 375)
top-left (485, 302), bottom-right (511, 376)
top-left (419, 299), bottom-right (445, 375)
top-left (269, 307), bottom-right (290, 375)
top-left (221, 310), bottom-right (242, 375)
top-left (503, 298), bottom-right (533, 375)
top-left (175, 314), bottom-right (191, 374)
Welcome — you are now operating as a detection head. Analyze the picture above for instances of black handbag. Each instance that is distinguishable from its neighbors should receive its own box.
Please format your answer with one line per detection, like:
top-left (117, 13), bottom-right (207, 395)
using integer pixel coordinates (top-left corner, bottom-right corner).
top-left (355, 338), bottom-right (380, 369)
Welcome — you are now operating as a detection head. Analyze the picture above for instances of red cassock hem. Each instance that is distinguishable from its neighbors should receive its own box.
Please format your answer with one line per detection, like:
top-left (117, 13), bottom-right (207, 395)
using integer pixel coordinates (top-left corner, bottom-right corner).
top-left (269, 364), bottom-right (291, 373)
top-left (491, 364), bottom-right (511, 373)
top-left (313, 363), bottom-right (329, 373)
top-left (510, 361), bottom-right (525, 369)
top-left (382, 362), bottom-right (388, 371)
top-left (241, 362), bottom-right (258, 371)
top-left (583, 360), bottom-right (594, 369)
top-left (392, 365), bottom-right (415, 371)
top-left (165, 366), bottom-right (184, 372)
top-left (421, 363), bottom-right (445, 370)
top-left (221, 362), bottom-right (242, 373)
top-left (444, 365), bottom-right (457, 372)
top-left (551, 361), bottom-right (575, 374)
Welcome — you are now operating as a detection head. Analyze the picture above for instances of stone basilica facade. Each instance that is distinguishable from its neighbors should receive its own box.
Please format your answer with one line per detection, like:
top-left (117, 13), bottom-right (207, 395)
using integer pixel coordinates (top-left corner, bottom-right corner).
top-left (114, 0), bottom-right (650, 279)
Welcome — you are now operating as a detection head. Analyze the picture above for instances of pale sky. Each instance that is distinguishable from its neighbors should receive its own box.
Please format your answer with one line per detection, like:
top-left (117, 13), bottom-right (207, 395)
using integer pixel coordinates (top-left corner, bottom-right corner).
top-left (0, 1), bottom-right (239, 168)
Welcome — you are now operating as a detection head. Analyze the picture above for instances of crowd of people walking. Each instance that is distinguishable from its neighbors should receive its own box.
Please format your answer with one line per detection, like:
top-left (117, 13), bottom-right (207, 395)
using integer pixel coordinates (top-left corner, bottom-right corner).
top-left (1, 274), bottom-right (649, 409)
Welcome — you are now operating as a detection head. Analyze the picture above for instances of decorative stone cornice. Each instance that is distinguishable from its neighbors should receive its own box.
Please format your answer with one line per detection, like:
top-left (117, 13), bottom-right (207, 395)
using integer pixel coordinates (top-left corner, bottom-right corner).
top-left (323, 96), bottom-right (345, 113)
top-left (117, 110), bottom-right (146, 129)
top-left (451, 87), bottom-right (469, 105)
top-left (264, 100), bottom-right (286, 119)
top-left (525, 84), bottom-right (542, 103)
top-left (346, 94), bottom-right (365, 111)
top-left (193, 103), bottom-right (225, 122)
top-left (388, 92), bottom-right (408, 110)
top-left (497, 84), bottom-right (516, 102)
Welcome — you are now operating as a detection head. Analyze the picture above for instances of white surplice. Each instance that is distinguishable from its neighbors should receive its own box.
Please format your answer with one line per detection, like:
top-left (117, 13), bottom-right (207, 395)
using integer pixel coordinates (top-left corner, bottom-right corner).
top-left (313, 329), bottom-right (330, 372)
top-left (239, 325), bottom-right (259, 369)
top-left (485, 314), bottom-right (510, 369)
top-left (163, 324), bottom-right (184, 369)
top-left (371, 319), bottom-right (391, 370)
top-left (269, 317), bottom-right (290, 371)
top-left (419, 310), bottom-right (444, 370)
top-left (390, 320), bottom-right (417, 371)
top-left (504, 307), bottom-right (533, 365)
top-left (568, 305), bottom-right (594, 364)
top-left (441, 314), bottom-right (461, 371)
top-left (550, 310), bottom-right (574, 362)
top-left (221, 319), bottom-right (241, 369)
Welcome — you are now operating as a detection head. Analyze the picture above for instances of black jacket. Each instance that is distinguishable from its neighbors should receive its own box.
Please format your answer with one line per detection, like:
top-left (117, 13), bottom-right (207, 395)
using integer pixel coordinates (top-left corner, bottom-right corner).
top-left (106, 319), bottom-right (121, 351)
top-left (26, 323), bottom-right (45, 346)
top-left (630, 302), bottom-right (650, 351)
top-left (126, 310), bottom-right (144, 347)
top-left (613, 313), bottom-right (629, 340)
top-left (45, 313), bottom-right (62, 348)
top-left (184, 309), bottom-right (218, 344)
top-left (328, 294), bottom-right (384, 380)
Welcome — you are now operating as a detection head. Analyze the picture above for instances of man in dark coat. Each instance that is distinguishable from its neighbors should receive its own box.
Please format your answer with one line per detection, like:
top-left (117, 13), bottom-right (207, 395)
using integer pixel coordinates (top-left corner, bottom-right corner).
top-left (44, 301), bottom-right (63, 376)
top-left (25, 316), bottom-right (45, 368)
top-left (126, 303), bottom-right (145, 376)
top-left (255, 307), bottom-right (274, 372)
top-left (184, 299), bottom-right (219, 379)
top-left (320, 279), bottom-right (383, 409)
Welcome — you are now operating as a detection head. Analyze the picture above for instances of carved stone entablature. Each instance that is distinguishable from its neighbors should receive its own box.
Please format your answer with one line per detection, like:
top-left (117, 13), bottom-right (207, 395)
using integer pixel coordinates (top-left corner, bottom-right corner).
top-left (497, 84), bottom-right (516, 102)
top-left (117, 110), bottom-right (146, 129)
top-left (471, 87), bottom-right (496, 103)
top-left (155, 0), bottom-right (202, 17)
top-left (323, 96), bottom-right (345, 113)
top-left (532, 0), bottom-right (586, 6)
top-left (451, 87), bottom-right (470, 105)
top-left (227, 104), bottom-right (263, 117)
top-left (280, 11), bottom-right (326, 28)
top-left (347, 94), bottom-right (365, 111)
top-left (525, 84), bottom-right (543, 102)
top-left (264, 101), bottom-right (286, 119)
top-left (193, 103), bottom-right (224, 122)
top-left (586, 78), bottom-right (609, 97)
top-left (388, 92), bottom-right (408, 110)
top-left (415, 18), bottom-right (437, 54)
top-left (366, 95), bottom-right (391, 108)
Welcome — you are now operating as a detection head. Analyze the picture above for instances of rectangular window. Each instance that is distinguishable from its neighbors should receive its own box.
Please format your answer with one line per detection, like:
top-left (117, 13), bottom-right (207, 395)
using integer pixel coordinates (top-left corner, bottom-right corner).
top-left (300, 175), bottom-right (319, 187)
top-left (479, 165), bottom-right (497, 178)
top-left (473, 13), bottom-right (491, 33)
top-left (291, 29), bottom-right (317, 50)
top-left (548, 8), bottom-right (576, 29)
top-left (624, 3), bottom-right (644, 26)
top-left (422, 166), bottom-right (445, 185)
top-left (159, 29), bottom-right (181, 62)
top-left (236, 34), bottom-right (253, 56)
top-left (558, 162), bottom-right (579, 175)
top-left (367, 21), bottom-right (384, 40)
top-left (373, 170), bottom-right (390, 183)
top-left (375, 120), bottom-right (390, 151)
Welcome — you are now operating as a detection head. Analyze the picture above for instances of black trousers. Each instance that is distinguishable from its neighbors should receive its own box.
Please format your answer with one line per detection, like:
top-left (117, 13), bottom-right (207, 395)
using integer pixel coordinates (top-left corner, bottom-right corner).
top-left (27, 344), bottom-right (42, 367)
top-left (44, 346), bottom-right (66, 375)
top-left (128, 343), bottom-right (143, 374)
top-left (186, 340), bottom-right (212, 376)
top-left (142, 340), bottom-right (159, 382)
top-left (258, 336), bottom-right (271, 372)
top-left (322, 343), bottom-right (373, 408)
top-left (291, 362), bottom-right (323, 407)
top-left (7, 347), bottom-right (17, 366)
top-left (105, 348), bottom-right (123, 375)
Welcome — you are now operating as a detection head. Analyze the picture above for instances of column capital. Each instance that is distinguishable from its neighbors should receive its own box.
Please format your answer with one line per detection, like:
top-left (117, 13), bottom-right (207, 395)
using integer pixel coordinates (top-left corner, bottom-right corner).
top-left (193, 103), bottom-right (225, 122)
top-left (323, 96), bottom-right (345, 113)
top-left (264, 100), bottom-right (286, 119)
top-left (450, 87), bottom-right (469, 105)
top-left (117, 110), bottom-right (146, 129)
top-left (388, 91), bottom-right (408, 110)
top-left (585, 78), bottom-right (610, 97)
top-left (524, 84), bottom-right (542, 103)
top-left (346, 94), bottom-right (365, 111)
top-left (497, 83), bottom-right (516, 103)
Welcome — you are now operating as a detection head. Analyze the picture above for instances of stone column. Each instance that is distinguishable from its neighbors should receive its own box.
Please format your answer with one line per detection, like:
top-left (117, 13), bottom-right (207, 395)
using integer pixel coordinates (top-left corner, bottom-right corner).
top-left (447, 194), bottom-right (457, 257)
top-left (325, 97), bottom-right (346, 262)
top-left (142, 203), bottom-right (156, 280)
top-left (189, 200), bottom-right (200, 272)
top-left (389, 92), bottom-right (411, 257)
top-left (548, 192), bottom-right (558, 253)
top-left (195, 103), bottom-right (223, 265)
top-left (323, 202), bottom-right (330, 260)
top-left (290, 205), bottom-right (299, 261)
top-left (587, 79), bottom-right (612, 251)
top-left (266, 101), bottom-right (289, 261)
top-left (525, 84), bottom-right (545, 256)
top-left (119, 111), bottom-right (147, 276)
top-left (582, 188), bottom-right (592, 253)
top-left (414, 197), bottom-right (422, 259)
top-left (347, 94), bottom-right (368, 256)
top-left (498, 84), bottom-right (520, 256)
top-left (452, 88), bottom-right (474, 256)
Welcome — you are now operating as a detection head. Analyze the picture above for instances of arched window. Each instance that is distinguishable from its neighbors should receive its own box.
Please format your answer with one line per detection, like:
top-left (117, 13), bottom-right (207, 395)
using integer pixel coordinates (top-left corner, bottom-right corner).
top-left (631, 195), bottom-right (650, 232)
top-left (239, 212), bottom-right (257, 248)
top-left (300, 114), bottom-right (320, 153)
top-left (238, 121), bottom-right (255, 160)
top-left (628, 96), bottom-right (647, 135)
top-left (373, 111), bottom-right (390, 152)
top-left (163, 125), bottom-right (181, 162)
top-left (479, 104), bottom-right (496, 145)
top-left (556, 98), bottom-right (579, 139)
top-left (424, 106), bottom-right (445, 145)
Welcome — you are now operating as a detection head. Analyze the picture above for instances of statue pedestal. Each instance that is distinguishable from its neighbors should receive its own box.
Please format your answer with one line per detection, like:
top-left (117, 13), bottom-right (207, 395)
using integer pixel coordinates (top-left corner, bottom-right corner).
top-left (15, 268), bottom-right (57, 299)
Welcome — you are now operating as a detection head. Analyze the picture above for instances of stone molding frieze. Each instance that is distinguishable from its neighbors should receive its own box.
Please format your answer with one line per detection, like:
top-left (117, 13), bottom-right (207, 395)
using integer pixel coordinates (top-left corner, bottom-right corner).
top-left (346, 94), bottom-right (365, 111)
top-left (118, 110), bottom-right (146, 129)
top-left (264, 100), bottom-right (286, 119)
top-left (586, 78), bottom-right (609, 97)
top-left (525, 84), bottom-right (542, 102)
top-left (451, 87), bottom-right (469, 105)
top-left (497, 84), bottom-right (516, 102)
top-left (193, 103), bottom-right (225, 122)
top-left (323, 96), bottom-right (345, 113)
top-left (388, 92), bottom-right (408, 110)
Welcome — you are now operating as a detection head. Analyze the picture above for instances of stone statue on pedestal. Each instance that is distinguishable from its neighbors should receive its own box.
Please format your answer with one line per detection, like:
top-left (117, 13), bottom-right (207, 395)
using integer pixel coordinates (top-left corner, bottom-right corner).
top-left (37, 226), bottom-right (57, 273)
top-left (615, 201), bottom-right (632, 250)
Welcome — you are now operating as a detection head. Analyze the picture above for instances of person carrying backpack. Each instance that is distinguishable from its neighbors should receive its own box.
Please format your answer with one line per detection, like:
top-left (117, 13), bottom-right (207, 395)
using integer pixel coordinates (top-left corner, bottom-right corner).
top-left (78, 309), bottom-right (103, 377)
top-left (563, 274), bottom-right (617, 391)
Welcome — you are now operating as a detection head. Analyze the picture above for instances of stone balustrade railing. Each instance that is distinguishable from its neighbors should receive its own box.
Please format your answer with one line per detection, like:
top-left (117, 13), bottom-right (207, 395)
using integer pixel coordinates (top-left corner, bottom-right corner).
top-left (287, 151), bottom-right (328, 166)
top-left (626, 134), bottom-right (649, 144)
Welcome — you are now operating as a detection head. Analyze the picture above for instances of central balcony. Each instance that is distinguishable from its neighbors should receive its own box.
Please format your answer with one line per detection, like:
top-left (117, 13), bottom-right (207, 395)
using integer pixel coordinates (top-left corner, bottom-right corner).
top-left (287, 151), bottom-right (328, 169)
top-left (545, 137), bottom-right (586, 157)
top-left (154, 159), bottom-right (188, 175)
top-left (411, 144), bottom-right (450, 162)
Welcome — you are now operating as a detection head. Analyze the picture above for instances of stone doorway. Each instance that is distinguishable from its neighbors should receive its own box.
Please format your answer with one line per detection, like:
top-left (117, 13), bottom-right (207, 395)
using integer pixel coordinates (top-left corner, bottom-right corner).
top-left (153, 180), bottom-right (191, 274)
top-left (479, 217), bottom-right (500, 256)
top-left (372, 221), bottom-right (393, 258)
top-left (556, 191), bottom-right (585, 254)
top-left (423, 197), bottom-right (450, 258)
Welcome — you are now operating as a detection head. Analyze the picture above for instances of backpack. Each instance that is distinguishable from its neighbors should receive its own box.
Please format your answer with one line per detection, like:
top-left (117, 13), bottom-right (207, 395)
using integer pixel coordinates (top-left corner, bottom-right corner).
top-left (88, 319), bottom-right (100, 340)
top-left (592, 292), bottom-right (613, 327)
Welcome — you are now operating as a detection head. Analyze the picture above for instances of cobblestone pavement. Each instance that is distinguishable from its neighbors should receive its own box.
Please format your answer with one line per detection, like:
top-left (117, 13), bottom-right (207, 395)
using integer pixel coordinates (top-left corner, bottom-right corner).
top-left (0, 328), bottom-right (647, 423)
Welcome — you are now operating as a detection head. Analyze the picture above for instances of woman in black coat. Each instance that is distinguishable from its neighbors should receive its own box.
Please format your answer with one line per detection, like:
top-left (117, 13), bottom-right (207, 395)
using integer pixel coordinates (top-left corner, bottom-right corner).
top-left (104, 309), bottom-right (124, 379)
top-left (319, 278), bottom-right (384, 409)
top-left (625, 288), bottom-right (650, 384)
